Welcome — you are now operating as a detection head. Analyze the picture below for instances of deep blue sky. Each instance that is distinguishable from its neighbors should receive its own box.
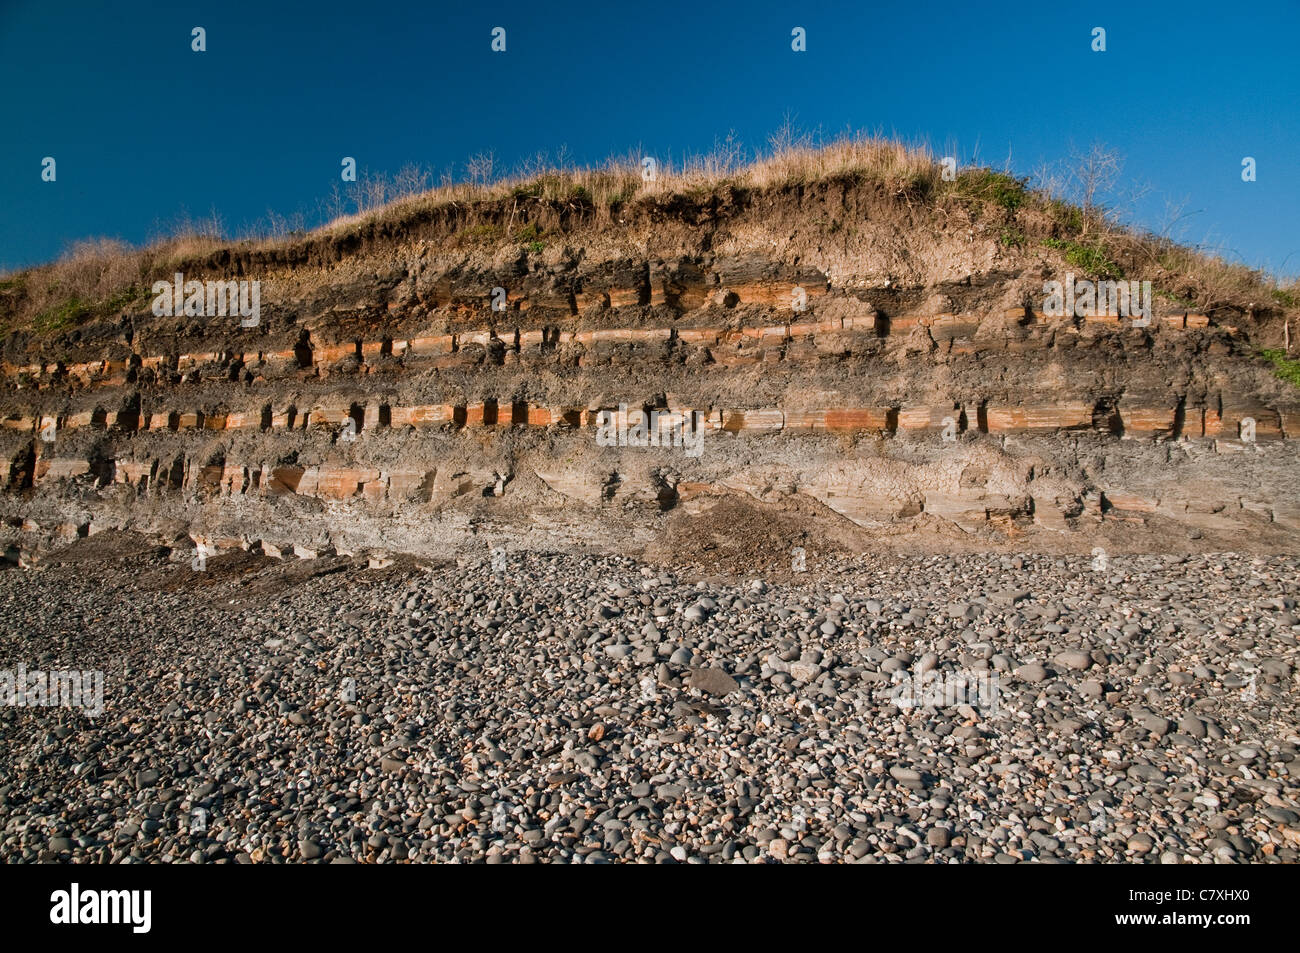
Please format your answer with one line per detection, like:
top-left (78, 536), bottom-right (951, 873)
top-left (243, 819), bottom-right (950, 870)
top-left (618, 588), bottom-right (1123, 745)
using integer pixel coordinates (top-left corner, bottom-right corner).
top-left (2, 0), bottom-right (1297, 278)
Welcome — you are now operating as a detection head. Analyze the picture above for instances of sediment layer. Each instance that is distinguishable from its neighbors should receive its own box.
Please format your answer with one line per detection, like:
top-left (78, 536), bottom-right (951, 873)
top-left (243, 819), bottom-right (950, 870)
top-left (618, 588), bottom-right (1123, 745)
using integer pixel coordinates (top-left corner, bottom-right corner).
top-left (3, 179), bottom-right (1298, 566)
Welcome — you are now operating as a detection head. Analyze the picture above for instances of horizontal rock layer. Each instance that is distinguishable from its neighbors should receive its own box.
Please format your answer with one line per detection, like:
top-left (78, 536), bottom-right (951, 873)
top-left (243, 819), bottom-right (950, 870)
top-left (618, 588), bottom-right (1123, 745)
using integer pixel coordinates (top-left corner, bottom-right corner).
top-left (3, 183), bottom-right (1297, 563)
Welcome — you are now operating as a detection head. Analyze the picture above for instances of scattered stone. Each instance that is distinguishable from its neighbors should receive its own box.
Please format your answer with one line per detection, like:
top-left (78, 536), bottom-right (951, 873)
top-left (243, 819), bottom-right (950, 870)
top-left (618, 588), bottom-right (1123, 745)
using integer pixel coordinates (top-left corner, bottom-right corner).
top-left (686, 667), bottom-right (738, 696)
top-left (0, 547), bottom-right (1293, 866)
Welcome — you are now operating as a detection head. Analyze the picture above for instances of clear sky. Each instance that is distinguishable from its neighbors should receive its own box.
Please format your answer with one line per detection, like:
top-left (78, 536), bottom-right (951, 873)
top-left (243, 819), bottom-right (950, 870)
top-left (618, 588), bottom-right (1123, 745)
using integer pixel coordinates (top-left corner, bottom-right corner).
top-left (2, 0), bottom-right (1297, 278)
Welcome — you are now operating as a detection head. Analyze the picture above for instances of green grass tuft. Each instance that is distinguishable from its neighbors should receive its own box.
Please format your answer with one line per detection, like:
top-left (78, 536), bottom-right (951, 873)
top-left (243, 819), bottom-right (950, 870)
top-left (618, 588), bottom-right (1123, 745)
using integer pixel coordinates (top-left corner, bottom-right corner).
top-left (954, 169), bottom-right (1028, 214)
top-left (30, 285), bottom-right (140, 335)
top-left (1041, 237), bottom-right (1120, 278)
top-left (33, 297), bottom-right (89, 333)
top-left (1260, 349), bottom-right (1300, 389)
top-left (998, 228), bottom-right (1026, 248)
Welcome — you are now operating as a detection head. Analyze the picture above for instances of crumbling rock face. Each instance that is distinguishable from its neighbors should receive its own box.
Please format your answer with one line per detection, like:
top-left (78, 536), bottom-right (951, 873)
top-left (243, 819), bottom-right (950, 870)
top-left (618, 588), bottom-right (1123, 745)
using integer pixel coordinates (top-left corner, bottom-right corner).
top-left (2, 183), bottom-right (1298, 569)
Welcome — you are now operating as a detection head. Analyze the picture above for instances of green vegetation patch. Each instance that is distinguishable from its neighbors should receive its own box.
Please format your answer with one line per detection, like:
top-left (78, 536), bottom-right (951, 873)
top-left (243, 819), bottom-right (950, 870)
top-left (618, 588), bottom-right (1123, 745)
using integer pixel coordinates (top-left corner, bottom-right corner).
top-left (33, 296), bottom-right (90, 333)
top-left (998, 227), bottom-right (1026, 248)
top-left (954, 169), bottom-right (1029, 214)
top-left (31, 285), bottom-right (141, 335)
top-left (1045, 199), bottom-right (1084, 233)
top-left (1260, 349), bottom-right (1300, 389)
top-left (1041, 237), bottom-right (1120, 278)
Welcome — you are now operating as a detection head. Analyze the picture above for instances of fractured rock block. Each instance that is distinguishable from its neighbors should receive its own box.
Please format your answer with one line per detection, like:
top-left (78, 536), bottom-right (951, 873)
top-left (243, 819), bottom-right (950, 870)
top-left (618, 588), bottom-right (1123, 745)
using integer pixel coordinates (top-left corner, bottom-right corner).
top-left (1031, 495), bottom-right (1070, 531)
top-left (225, 411), bottom-right (261, 430)
top-left (985, 402), bottom-right (1091, 432)
top-left (40, 458), bottom-right (91, 482)
top-left (1118, 401), bottom-right (1178, 436)
top-left (194, 465), bottom-right (224, 491)
top-left (308, 406), bottom-right (351, 427)
top-left (1280, 408), bottom-right (1300, 439)
top-left (390, 404), bottom-right (455, 428)
top-left (676, 328), bottom-right (722, 347)
top-left (897, 406), bottom-right (960, 433)
top-left (388, 469), bottom-right (435, 502)
top-left (463, 402), bottom-right (498, 426)
top-left (1201, 408), bottom-right (1222, 437)
top-left (1103, 491), bottom-right (1159, 512)
top-left (408, 335), bottom-right (454, 356)
top-left (315, 466), bottom-right (382, 500)
top-left (721, 409), bottom-right (784, 433)
top-left (113, 460), bottom-right (151, 486)
top-left (219, 464), bottom-right (247, 496)
top-left (267, 467), bottom-right (307, 495)
top-left (315, 343), bottom-right (356, 365)
top-left (1221, 404), bottom-right (1283, 442)
top-left (783, 410), bottom-right (827, 431)
top-left (823, 408), bottom-right (893, 432)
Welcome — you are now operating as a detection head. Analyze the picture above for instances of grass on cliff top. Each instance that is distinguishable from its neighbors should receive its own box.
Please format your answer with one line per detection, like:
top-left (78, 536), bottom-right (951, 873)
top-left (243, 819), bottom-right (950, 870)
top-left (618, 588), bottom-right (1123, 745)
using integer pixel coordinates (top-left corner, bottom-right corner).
top-left (4, 132), bottom-right (1297, 337)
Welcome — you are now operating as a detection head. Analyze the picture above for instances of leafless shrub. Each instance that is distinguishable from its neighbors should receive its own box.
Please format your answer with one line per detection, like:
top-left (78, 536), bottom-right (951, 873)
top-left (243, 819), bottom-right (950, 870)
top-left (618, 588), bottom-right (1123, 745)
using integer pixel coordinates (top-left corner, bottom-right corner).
top-left (465, 151), bottom-right (496, 189)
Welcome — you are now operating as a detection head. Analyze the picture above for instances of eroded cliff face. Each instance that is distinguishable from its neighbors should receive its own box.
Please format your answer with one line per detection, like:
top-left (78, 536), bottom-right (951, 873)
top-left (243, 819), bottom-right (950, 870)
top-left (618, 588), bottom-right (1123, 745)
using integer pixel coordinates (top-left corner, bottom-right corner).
top-left (2, 180), bottom-right (1298, 571)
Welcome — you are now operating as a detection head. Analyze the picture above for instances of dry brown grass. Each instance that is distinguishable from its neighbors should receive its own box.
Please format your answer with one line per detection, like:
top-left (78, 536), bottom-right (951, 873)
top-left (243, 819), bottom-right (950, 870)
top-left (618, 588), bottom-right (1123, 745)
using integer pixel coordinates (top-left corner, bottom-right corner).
top-left (3, 134), bottom-right (1293, 337)
top-left (1107, 231), bottom-right (1276, 312)
top-left (0, 239), bottom-right (145, 336)
top-left (307, 131), bottom-right (941, 239)
top-left (38, 238), bottom-right (139, 306)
